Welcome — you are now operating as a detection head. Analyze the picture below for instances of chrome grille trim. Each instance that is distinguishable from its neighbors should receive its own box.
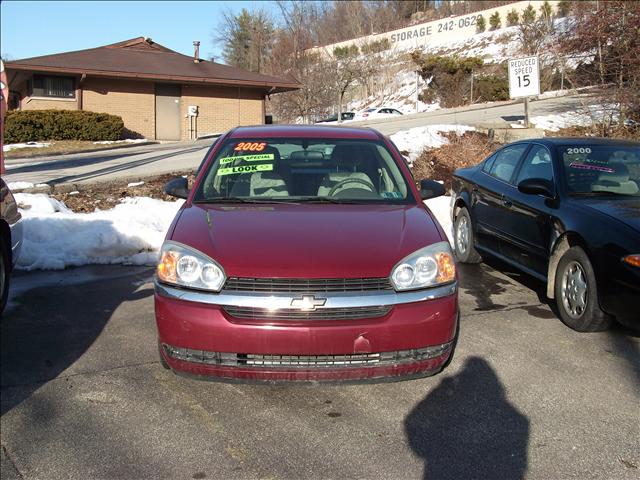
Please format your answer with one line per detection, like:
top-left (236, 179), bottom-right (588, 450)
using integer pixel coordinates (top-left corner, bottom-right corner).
top-left (163, 342), bottom-right (453, 368)
top-left (154, 281), bottom-right (457, 309)
top-left (223, 305), bottom-right (391, 321)
top-left (223, 277), bottom-right (394, 293)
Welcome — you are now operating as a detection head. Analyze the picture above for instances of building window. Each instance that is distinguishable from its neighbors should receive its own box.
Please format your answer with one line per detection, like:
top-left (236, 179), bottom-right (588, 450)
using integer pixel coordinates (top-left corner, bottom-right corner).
top-left (32, 75), bottom-right (75, 98)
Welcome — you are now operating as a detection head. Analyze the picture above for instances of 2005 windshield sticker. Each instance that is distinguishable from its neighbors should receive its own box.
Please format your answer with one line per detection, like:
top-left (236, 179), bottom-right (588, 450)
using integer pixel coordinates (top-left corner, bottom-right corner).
top-left (217, 163), bottom-right (274, 176)
top-left (219, 153), bottom-right (275, 165)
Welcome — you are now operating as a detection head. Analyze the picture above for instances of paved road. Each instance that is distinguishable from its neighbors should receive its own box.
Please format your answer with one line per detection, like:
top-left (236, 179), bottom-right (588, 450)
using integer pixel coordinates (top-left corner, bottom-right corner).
top-left (349, 94), bottom-right (596, 135)
top-left (3, 94), bottom-right (595, 187)
top-left (2, 258), bottom-right (638, 479)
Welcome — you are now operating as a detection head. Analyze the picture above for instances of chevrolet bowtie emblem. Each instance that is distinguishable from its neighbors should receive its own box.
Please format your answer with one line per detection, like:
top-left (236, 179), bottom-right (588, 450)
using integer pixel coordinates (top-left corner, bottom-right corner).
top-left (290, 295), bottom-right (327, 311)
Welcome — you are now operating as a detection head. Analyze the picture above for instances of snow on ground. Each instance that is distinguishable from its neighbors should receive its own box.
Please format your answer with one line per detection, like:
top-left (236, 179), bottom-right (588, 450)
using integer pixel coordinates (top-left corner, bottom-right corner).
top-left (390, 124), bottom-right (475, 162)
top-left (3, 142), bottom-right (51, 152)
top-left (127, 181), bottom-right (145, 188)
top-left (531, 104), bottom-right (619, 132)
top-left (7, 182), bottom-right (49, 191)
top-left (92, 139), bottom-right (148, 145)
top-left (424, 196), bottom-right (453, 245)
top-left (14, 193), bottom-right (183, 271)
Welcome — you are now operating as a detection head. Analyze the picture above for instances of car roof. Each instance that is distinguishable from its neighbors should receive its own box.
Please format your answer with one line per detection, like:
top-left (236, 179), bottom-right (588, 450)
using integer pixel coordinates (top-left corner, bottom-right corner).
top-left (509, 137), bottom-right (640, 147)
top-left (229, 124), bottom-right (382, 140)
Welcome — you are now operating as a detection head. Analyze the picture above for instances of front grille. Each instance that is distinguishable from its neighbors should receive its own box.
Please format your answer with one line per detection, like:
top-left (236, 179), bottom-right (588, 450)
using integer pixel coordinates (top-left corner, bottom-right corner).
top-left (223, 277), bottom-right (393, 293)
top-left (223, 305), bottom-right (391, 321)
top-left (163, 342), bottom-right (453, 368)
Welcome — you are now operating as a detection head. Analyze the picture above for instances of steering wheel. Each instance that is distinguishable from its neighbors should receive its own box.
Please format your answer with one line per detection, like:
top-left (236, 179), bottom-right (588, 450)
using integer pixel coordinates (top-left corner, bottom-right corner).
top-left (328, 177), bottom-right (376, 196)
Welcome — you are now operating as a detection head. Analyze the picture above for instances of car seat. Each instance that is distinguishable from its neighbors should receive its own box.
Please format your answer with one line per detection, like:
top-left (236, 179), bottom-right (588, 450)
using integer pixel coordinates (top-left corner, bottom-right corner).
top-left (591, 163), bottom-right (639, 195)
top-left (317, 143), bottom-right (377, 196)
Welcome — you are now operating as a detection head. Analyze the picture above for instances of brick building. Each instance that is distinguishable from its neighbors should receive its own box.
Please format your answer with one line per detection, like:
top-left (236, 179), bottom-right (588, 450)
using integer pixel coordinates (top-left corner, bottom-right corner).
top-left (4, 37), bottom-right (301, 141)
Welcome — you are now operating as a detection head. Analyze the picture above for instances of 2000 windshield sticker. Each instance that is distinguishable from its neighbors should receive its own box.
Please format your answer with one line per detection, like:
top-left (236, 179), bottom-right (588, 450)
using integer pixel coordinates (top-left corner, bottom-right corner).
top-left (217, 164), bottom-right (274, 176)
top-left (219, 153), bottom-right (275, 165)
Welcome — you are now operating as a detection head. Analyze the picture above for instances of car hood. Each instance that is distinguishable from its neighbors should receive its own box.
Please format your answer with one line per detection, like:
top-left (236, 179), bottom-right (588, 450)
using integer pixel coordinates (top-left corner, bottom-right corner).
top-left (170, 203), bottom-right (445, 278)
top-left (576, 196), bottom-right (640, 232)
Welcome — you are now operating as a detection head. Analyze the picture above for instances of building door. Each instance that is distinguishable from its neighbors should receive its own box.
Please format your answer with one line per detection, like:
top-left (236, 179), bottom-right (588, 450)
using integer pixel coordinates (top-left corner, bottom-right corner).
top-left (155, 84), bottom-right (181, 140)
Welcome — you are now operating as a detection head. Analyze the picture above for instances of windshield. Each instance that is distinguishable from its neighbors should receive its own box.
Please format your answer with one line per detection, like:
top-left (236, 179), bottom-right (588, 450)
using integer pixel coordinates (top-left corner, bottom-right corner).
top-left (193, 138), bottom-right (413, 204)
top-left (560, 145), bottom-right (640, 196)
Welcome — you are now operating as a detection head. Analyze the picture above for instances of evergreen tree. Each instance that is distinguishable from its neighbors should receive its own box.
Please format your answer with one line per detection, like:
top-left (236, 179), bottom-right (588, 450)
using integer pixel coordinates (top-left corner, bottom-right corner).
top-left (506, 9), bottom-right (519, 26)
top-left (219, 9), bottom-right (273, 73)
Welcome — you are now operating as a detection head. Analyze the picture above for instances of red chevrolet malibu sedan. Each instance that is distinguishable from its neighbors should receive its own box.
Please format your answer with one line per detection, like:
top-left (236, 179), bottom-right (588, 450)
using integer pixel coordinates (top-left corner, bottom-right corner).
top-left (155, 125), bottom-right (459, 383)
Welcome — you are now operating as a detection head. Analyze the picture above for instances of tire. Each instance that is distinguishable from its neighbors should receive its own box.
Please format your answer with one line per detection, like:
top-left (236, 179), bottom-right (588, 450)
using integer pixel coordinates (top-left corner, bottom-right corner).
top-left (158, 343), bottom-right (171, 370)
top-left (0, 239), bottom-right (10, 317)
top-left (453, 207), bottom-right (482, 264)
top-left (554, 246), bottom-right (612, 332)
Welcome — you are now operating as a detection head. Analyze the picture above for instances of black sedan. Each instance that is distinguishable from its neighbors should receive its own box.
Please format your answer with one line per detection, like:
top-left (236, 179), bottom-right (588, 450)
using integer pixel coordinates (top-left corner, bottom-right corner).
top-left (451, 137), bottom-right (640, 332)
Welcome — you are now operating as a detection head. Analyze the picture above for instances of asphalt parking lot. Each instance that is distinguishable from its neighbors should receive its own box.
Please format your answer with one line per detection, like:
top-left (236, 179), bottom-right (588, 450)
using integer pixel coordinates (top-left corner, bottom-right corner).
top-left (1, 260), bottom-right (638, 480)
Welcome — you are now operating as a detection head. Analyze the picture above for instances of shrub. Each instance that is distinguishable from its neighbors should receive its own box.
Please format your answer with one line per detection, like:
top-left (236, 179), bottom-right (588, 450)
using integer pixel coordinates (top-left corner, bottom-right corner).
top-left (489, 12), bottom-right (501, 30)
top-left (411, 131), bottom-right (501, 188)
top-left (4, 110), bottom-right (124, 143)
top-left (506, 9), bottom-right (519, 26)
top-left (476, 15), bottom-right (486, 33)
top-left (474, 74), bottom-right (510, 102)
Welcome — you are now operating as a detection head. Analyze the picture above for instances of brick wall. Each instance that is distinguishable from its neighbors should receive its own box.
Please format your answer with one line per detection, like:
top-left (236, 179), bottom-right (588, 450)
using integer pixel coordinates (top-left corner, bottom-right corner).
top-left (181, 85), bottom-right (264, 139)
top-left (83, 78), bottom-right (155, 139)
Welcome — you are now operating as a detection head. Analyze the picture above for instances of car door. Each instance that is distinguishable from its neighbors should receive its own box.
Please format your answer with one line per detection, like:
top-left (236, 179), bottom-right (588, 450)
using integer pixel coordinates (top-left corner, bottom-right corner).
top-left (471, 144), bottom-right (530, 253)
top-left (499, 144), bottom-right (556, 276)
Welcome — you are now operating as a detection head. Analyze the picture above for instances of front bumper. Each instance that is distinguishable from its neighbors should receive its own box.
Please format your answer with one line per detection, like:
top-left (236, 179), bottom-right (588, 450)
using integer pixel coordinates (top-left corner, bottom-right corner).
top-left (154, 281), bottom-right (458, 383)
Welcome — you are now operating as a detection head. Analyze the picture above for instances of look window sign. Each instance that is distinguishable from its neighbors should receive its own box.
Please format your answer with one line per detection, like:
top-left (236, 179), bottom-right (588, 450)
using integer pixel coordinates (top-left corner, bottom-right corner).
top-left (508, 56), bottom-right (540, 98)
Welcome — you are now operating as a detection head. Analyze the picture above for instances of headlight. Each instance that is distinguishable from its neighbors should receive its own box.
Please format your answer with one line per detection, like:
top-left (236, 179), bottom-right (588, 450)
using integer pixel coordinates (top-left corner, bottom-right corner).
top-left (622, 254), bottom-right (640, 268)
top-left (390, 241), bottom-right (456, 291)
top-left (157, 241), bottom-right (226, 292)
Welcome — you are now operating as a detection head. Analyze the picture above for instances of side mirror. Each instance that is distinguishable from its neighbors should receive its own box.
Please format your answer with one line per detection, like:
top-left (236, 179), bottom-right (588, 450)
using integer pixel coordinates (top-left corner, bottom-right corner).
top-left (517, 178), bottom-right (554, 198)
top-left (164, 177), bottom-right (190, 199)
top-left (419, 179), bottom-right (446, 200)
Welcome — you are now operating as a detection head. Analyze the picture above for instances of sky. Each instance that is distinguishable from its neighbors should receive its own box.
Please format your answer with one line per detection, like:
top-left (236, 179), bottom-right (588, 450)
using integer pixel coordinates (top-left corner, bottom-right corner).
top-left (1, 0), bottom-right (280, 63)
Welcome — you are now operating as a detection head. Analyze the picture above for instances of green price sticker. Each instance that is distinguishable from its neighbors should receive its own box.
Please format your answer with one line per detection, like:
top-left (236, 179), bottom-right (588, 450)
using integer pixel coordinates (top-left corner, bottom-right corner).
top-left (217, 163), bottom-right (274, 176)
top-left (219, 153), bottom-right (275, 165)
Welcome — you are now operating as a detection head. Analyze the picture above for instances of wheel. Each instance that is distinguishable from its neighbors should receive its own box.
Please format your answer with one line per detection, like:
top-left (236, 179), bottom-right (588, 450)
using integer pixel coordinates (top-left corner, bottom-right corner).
top-left (158, 343), bottom-right (171, 370)
top-left (554, 246), bottom-right (612, 332)
top-left (453, 208), bottom-right (481, 263)
top-left (0, 239), bottom-right (10, 316)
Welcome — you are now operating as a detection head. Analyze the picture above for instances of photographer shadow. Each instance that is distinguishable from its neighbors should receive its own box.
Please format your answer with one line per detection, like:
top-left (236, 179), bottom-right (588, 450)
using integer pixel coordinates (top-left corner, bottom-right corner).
top-left (405, 357), bottom-right (530, 480)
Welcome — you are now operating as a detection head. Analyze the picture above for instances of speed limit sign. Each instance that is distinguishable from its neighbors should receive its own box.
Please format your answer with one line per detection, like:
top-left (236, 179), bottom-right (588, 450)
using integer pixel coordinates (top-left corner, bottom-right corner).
top-left (508, 56), bottom-right (540, 98)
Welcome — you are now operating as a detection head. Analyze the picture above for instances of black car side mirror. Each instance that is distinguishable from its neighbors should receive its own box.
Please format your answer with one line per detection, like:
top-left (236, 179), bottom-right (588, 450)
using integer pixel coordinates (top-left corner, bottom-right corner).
top-left (517, 178), bottom-right (554, 198)
top-left (419, 179), bottom-right (446, 200)
top-left (164, 177), bottom-right (190, 199)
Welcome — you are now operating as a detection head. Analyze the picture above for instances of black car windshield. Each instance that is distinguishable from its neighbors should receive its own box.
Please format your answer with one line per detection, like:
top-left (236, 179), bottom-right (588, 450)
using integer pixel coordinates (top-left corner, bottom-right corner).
top-left (560, 145), bottom-right (640, 196)
top-left (193, 138), bottom-right (413, 204)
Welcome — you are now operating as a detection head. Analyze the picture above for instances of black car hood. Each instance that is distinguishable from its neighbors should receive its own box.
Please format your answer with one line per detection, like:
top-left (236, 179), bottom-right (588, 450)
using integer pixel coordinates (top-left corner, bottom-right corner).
top-left (577, 196), bottom-right (640, 232)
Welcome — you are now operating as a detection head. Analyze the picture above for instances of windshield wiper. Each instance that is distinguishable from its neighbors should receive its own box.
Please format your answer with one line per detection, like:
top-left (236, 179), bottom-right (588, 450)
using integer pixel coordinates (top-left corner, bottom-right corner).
top-left (194, 197), bottom-right (301, 204)
top-left (295, 197), bottom-right (364, 204)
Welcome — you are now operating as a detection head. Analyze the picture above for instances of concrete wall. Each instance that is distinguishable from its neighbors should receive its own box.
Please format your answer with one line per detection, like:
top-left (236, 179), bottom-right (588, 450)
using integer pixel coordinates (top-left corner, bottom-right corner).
top-left (311, 0), bottom-right (560, 55)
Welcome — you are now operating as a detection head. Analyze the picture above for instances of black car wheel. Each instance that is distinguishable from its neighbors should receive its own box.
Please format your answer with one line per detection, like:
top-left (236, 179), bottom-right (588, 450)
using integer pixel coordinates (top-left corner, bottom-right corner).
top-left (554, 246), bottom-right (612, 332)
top-left (1, 239), bottom-right (9, 316)
top-left (454, 208), bottom-right (482, 264)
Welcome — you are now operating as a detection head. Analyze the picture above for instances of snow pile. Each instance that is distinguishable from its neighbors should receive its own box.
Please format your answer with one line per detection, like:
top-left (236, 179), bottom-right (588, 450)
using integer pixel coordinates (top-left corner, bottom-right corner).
top-left (92, 139), bottom-right (148, 145)
top-left (14, 194), bottom-right (183, 271)
top-left (531, 104), bottom-right (618, 132)
top-left (3, 142), bottom-right (51, 152)
top-left (7, 181), bottom-right (49, 191)
top-left (424, 196), bottom-right (453, 245)
top-left (390, 124), bottom-right (475, 162)
top-left (127, 181), bottom-right (145, 188)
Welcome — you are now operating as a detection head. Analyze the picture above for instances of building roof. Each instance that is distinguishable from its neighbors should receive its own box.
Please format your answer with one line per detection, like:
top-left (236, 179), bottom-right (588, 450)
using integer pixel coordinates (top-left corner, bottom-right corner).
top-left (5, 37), bottom-right (302, 93)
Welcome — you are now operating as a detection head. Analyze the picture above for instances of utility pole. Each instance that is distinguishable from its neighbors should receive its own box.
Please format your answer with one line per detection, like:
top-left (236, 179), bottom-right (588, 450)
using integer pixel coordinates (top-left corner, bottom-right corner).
top-left (415, 70), bottom-right (420, 113)
top-left (470, 69), bottom-right (474, 105)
